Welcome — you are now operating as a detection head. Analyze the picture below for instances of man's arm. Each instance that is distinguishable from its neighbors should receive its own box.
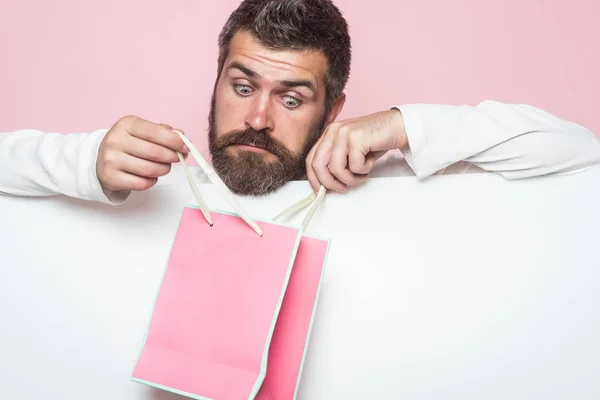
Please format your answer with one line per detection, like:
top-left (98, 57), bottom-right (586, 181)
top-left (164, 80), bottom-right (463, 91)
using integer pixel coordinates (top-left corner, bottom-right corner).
top-left (0, 128), bottom-right (127, 204)
top-left (306, 100), bottom-right (600, 193)
top-left (0, 116), bottom-right (189, 204)
top-left (394, 100), bottom-right (600, 179)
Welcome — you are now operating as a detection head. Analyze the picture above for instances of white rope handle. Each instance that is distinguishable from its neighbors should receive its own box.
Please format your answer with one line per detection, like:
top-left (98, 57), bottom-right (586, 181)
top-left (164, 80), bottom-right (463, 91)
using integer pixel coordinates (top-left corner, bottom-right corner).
top-left (272, 191), bottom-right (316, 221)
top-left (299, 185), bottom-right (326, 233)
top-left (272, 185), bottom-right (326, 233)
top-left (176, 151), bottom-right (212, 226)
top-left (173, 130), bottom-right (263, 237)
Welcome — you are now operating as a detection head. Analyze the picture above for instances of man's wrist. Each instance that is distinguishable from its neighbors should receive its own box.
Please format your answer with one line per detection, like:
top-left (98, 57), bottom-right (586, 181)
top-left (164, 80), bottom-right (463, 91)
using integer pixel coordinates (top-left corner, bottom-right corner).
top-left (389, 107), bottom-right (408, 149)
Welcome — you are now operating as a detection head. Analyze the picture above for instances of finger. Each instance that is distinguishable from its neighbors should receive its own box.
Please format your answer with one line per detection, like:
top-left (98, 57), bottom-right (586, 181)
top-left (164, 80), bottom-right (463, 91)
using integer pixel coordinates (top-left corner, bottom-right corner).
top-left (311, 126), bottom-right (347, 193)
top-left (347, 134), bottom-right (368, 174)
top-left (368, 150), bottom-right (388, 163)
top-left (122, 116), bottom-right (188, 153)
top-left (349, 145), bottom-right (388, 174)
top-left (362, 150), bottom-right (387, 174)
top-left (329, 130), bottom-right (368, 186)
top-left (100, 169), bottom-right (158, 192)
top-left (172, 128), bottom-right (189, 160)
top-left (123, 135), bottom-right (181, 164)
top-left (305, 141), bottom-right (321, 193)
top-left (159, 125), bottom-right (189, 160)
top-left (117, 153), bottom-right (172, 178)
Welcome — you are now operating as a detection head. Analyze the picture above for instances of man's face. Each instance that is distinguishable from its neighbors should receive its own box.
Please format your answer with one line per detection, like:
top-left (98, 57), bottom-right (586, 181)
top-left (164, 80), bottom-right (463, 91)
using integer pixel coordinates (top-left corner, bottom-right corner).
top-left (208, 30), bottom-right (332, 196)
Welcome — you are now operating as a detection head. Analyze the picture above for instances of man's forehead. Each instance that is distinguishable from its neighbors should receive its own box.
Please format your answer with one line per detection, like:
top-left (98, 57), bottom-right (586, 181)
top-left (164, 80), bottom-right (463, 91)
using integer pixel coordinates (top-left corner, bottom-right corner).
top-left (225, 31), bottom-right (328, 87)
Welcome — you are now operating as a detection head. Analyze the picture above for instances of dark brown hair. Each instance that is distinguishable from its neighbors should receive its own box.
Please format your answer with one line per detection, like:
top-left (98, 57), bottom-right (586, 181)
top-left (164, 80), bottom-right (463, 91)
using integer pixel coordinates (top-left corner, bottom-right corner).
top-left (217, 0), bottom-right (352, 107)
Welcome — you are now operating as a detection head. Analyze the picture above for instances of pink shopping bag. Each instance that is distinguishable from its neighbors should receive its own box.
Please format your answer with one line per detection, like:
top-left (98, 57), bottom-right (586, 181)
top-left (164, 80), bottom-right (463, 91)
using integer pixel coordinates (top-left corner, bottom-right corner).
top-left (132, 207), bottom-right (303, 399)
top-left (255, 235), bottom-right (329, 400)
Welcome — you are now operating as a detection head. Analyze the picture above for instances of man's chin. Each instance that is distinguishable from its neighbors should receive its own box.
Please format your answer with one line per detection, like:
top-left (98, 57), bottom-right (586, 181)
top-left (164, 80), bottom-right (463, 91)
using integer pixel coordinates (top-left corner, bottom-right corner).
top-left (220, 175), bottom-right (288, 197)
top-left (209, 159), bottom-right (285, 197)
top-left (230, 185), bottom-right (285, 197)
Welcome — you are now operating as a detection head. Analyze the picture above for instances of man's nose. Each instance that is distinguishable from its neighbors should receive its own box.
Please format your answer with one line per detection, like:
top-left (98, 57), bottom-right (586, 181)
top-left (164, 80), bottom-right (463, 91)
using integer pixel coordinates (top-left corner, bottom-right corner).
top-left (245, 94), bottom-right (274, 132)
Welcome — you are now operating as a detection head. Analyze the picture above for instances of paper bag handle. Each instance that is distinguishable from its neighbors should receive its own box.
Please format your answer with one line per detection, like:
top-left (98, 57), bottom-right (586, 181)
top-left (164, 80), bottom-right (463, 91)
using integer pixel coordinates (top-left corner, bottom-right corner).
top-left (273, 185), bottom-right (326, 233)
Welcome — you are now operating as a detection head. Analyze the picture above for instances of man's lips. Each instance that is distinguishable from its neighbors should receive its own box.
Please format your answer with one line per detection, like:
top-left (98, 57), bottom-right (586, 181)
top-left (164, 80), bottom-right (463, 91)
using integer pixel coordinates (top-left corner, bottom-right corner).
top-left (230, 143), bottom-right (270, 154)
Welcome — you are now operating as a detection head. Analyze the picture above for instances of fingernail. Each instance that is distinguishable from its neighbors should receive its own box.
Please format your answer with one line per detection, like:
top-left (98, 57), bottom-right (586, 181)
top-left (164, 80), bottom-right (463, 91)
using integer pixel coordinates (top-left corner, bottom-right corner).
top-left (182, 144), bottom-right (189, 152)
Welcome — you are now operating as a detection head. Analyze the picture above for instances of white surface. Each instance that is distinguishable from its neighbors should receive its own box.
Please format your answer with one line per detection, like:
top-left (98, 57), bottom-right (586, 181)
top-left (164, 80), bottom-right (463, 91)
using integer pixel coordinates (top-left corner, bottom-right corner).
top-left (1, 167), bottom-right (600, 400)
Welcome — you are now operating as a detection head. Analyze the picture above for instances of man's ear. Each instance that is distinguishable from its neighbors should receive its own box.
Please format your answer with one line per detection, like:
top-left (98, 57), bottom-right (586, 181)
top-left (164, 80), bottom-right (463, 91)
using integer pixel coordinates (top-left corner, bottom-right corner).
top-left (325, 93), bottom-right (346, 124)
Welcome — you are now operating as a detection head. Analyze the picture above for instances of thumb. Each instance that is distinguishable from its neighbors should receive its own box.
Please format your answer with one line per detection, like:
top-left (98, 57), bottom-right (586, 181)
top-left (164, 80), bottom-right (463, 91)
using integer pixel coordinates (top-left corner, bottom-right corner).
top-left (163, 125), bottom-right (189, 160)
top-left (349, 146), bottom-right (387, 175)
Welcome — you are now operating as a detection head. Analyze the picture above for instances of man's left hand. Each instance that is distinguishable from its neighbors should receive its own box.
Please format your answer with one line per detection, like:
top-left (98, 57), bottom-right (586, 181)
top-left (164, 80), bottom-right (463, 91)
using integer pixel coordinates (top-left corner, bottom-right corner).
top-left (306, 109), bottom-right (408, 193)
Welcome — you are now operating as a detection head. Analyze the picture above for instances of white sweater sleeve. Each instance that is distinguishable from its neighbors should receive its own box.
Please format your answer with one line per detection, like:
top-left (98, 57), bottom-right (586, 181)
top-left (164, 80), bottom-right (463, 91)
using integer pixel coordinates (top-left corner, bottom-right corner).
top-left (393, 100), bottom-right (600, 179)
top-left (0, 128), bottom-right (129, 204)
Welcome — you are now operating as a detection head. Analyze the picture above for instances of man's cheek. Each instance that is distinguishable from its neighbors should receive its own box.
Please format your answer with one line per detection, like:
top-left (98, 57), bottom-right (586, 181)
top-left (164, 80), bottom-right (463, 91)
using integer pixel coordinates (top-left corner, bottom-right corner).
top-left (217, 101), bottom-right (246, 132)
top-left (287, 132), bottom-right (311, 156)
top-left (214, 108), bottom-right (234, 136)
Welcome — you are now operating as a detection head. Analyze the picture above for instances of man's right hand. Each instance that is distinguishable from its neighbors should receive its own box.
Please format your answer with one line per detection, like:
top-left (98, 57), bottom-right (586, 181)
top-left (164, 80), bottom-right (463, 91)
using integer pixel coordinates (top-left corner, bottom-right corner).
top-left (96, 115), bottom-right (188, 192)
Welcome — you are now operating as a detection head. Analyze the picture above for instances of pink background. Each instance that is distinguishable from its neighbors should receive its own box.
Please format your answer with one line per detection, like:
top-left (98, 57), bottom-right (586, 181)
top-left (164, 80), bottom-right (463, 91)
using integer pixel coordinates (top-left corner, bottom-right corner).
top-left (1, 0), bottom-right (599, 159)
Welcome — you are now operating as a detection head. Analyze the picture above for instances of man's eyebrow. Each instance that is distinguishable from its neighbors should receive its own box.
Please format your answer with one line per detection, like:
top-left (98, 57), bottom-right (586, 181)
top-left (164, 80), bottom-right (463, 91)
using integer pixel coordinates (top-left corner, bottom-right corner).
top-left (227, 62), bottom-right (259, 78)
top-left (279, 80), bottom-right (316, 94)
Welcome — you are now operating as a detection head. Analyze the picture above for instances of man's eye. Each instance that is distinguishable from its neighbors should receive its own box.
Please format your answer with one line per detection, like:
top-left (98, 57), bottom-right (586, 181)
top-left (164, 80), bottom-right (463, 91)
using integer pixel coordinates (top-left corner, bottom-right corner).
top-left (234, 84), bottom-right (253, 96)
top-left (283, 95), bottom-right (301, 108)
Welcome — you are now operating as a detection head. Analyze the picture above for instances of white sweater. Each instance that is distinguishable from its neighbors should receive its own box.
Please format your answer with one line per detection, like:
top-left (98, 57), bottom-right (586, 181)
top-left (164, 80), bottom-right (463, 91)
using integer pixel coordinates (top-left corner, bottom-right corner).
top-left (2, 100), bottom-right (599, 205)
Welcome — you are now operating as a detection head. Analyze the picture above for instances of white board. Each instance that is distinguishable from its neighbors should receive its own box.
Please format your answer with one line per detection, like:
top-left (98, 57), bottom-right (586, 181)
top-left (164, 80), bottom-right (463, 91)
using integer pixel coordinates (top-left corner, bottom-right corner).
top-left (1, 167), bottom-right (599, 399)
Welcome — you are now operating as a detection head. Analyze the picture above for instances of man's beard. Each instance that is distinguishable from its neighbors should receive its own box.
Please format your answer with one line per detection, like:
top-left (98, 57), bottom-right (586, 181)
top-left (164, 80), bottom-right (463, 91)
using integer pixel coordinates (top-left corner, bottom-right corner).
top-left (208, 99), bottom-right (326, 196)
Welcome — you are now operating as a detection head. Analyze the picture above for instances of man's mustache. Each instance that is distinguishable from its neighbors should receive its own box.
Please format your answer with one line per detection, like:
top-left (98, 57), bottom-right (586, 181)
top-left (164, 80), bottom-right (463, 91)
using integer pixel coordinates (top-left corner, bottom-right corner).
top-left (214, 129), bottom-right (293, 159)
